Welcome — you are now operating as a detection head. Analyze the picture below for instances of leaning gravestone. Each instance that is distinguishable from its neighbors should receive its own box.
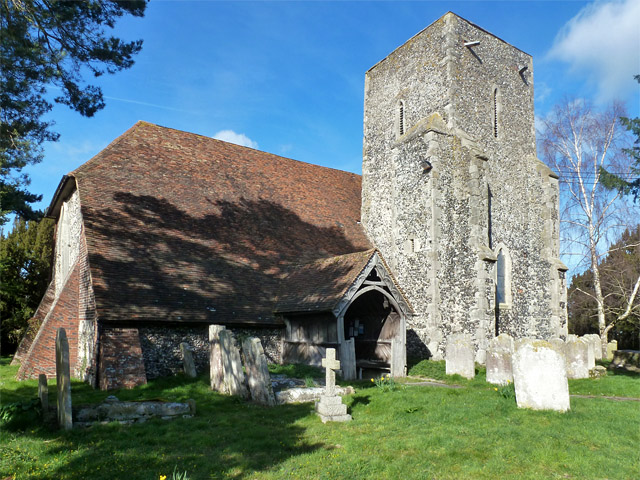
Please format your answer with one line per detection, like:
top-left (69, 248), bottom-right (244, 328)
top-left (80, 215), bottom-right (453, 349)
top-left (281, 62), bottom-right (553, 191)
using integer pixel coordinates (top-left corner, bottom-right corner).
top-left (512, 338), bottom-right (570, 412)
top-left (180, 342), bottom-right (197, 378)
top-left (486, 333), bottom-right (514, 385)
top-left (315, 348), bottom-right (351, 423)
top-left (219, 330), bottom-right (249, 399)
top-left (209, 325), bottom-right (226, 393)
top-left (56, 328), bottom-right (73, 430)
top-left (242, 337), bottom-right (276, 406)
top-left (565, 337), bottom-right (589, 379)
top-left (38, 374), bottom-right (49, 412)
top-left (445, 333), bottom-right (475, 379)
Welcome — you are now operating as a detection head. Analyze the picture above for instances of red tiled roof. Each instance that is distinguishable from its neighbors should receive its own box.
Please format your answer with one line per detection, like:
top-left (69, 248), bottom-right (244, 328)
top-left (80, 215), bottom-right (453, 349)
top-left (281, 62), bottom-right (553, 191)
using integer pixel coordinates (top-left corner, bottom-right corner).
top-left (275, 249), bottom-right (377, 314)
top-left (66, 121), bottom-right (372, 326)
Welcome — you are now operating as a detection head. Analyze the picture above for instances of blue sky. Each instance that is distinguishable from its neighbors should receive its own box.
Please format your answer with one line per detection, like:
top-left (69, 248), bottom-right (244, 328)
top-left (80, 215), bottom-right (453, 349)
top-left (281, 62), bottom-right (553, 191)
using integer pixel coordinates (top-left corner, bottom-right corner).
top-left (25, 0), bottom-right (640, 215)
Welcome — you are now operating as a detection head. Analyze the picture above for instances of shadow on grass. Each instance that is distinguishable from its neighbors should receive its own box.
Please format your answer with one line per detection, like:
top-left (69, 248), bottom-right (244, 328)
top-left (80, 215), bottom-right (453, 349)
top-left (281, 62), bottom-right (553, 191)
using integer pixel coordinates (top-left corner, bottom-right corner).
top-left (1, 372), bottom-right (326, 479)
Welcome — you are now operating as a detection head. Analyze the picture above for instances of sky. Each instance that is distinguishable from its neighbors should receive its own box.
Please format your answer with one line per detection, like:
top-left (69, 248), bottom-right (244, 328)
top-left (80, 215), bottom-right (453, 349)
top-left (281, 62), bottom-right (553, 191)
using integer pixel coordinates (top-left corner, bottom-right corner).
top-left (22, 0), bottom-right (640, 218)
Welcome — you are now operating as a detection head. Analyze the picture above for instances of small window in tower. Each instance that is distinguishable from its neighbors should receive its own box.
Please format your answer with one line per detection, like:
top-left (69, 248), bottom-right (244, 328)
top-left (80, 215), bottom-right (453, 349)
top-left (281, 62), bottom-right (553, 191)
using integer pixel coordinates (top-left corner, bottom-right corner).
top-left (493, 88), bottom-right (499, 138)
top-left (398, 100), bottom-right (406, 137)
top-left (495, 244), bottom-right (512, 307)
top-left (496, 250), bottom-right (506, 303)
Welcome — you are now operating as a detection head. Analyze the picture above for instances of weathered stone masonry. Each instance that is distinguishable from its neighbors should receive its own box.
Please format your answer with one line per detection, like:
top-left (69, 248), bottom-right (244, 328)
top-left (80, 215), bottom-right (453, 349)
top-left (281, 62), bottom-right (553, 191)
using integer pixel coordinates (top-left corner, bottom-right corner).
top-left (362, 13), bottom-right (567, 360)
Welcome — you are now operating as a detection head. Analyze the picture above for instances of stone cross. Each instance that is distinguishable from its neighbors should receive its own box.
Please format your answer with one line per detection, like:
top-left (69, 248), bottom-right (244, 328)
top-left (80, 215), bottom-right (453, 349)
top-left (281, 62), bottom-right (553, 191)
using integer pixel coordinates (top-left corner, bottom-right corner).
top-left (322, 348), bottom-right (341, 396)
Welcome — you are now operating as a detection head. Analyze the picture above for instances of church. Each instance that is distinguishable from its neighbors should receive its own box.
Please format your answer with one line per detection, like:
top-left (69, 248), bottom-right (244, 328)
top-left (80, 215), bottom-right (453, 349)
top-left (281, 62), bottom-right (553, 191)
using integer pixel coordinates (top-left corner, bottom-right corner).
top-left (15, 12), bottom-right (568, 390)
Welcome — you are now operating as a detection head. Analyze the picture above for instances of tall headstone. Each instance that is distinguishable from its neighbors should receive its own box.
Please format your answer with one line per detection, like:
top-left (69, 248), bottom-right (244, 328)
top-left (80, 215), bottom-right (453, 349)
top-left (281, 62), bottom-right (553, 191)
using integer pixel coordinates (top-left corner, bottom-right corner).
top-left (606, 340), bottom-right (618, 361)
top-left (38, 374), bottom-right (49, 411)
top-left (315, 348), bottom-right (351, 423)
top-left (340, 339), bottom-right (357, 380)
top-left (565, 337), bottom-right (589, 379)
top-left (391, 337), bottom-right (406, 377)
top-left (55, 328), bottom-right (73, 430)
top-left (512, 339), bottom-right (570, 412)
top-left (586, 334), bottom-right (603, 361)
top-left (209, 325), bottom-right (226, 393)
top-left (219, 330), bottom-right (249, 399)
top-left (180, 342), bottom-right (197, 378)
top-left (582, 335), bottom-right (597, 369)
top-left (241, 337), bottom-right (276, 406)
top-left (445, 333), bottom-right (475, 379)
top-left (486, 334), bottom-right (514, 385)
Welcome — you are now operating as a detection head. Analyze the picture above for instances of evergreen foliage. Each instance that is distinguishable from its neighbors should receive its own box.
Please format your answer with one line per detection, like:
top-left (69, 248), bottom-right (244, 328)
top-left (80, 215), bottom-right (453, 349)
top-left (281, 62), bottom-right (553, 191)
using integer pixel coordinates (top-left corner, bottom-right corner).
top-left (600, 75), bottom-right (640, 201)
top-left (0, 0), bottom-right (147, 224)
top-left (0, 217), bottom-right (54, 354)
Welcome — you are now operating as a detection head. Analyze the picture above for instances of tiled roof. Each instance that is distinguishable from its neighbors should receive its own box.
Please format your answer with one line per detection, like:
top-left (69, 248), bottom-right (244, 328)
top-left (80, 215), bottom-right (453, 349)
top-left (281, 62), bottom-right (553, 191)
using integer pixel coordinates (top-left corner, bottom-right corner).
top-left (66, 121), bottom-right (372, 326)
top-left (275, 249), bottom-right (377, 314)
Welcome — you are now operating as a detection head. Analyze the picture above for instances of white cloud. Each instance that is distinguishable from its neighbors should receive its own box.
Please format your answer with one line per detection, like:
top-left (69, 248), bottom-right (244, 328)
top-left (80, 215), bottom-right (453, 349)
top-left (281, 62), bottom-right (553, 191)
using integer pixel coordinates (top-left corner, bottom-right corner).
top-left (549, 0), bottom-right (640, 102)
top-left (212, 130), bottom-right (258, 149)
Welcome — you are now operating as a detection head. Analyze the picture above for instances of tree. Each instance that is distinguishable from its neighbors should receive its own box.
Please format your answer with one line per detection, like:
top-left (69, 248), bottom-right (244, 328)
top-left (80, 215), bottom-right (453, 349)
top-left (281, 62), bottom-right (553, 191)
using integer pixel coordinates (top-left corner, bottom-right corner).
top-left (600, 75), bottom-right (640, 202)
top-left (540, 98), bottom-right (640, 355)
top-left (0, 217), bottom-right (54, 354)
top-left (0, 0), bottom-right (147, 224)
top-left (568, 226), bottom-right (640, 349)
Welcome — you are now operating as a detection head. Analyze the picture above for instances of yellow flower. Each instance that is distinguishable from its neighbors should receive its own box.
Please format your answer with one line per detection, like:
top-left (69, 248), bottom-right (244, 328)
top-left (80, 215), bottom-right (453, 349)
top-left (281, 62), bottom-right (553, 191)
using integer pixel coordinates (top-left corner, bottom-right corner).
top-left (494, 387), bottom-right (498, 391)
top-left (160, 475), bottom-right (167, 480)
top-left (371, 378), bottom-right (374, 382)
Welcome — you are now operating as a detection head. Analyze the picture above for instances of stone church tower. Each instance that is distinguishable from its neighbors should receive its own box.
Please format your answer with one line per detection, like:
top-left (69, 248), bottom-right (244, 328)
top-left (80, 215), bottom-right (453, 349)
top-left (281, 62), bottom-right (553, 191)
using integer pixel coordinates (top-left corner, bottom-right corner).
top-left (361, 12), bottom-right (568, 361)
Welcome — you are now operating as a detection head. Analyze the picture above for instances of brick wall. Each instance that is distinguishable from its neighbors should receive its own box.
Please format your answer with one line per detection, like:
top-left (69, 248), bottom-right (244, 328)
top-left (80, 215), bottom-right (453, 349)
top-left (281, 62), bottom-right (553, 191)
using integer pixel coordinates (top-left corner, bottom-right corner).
top-left (16, 263), bottom-right (80, 380)
top-left (98, 327), bottom-right (147, 390)
top-left (11, 280), bottom-right (57, 365)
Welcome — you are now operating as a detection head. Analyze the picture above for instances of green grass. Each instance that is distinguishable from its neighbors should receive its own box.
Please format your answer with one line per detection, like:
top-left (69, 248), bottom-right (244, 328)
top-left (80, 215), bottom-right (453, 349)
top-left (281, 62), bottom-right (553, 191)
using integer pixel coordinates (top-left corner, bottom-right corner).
top-left (1, 356), bottom-right (639, 480)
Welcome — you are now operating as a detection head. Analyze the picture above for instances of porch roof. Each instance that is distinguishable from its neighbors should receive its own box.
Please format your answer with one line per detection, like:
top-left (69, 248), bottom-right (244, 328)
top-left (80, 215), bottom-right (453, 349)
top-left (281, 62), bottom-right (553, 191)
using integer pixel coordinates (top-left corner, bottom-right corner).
top-left (275, 249), bottom-right (377, 314)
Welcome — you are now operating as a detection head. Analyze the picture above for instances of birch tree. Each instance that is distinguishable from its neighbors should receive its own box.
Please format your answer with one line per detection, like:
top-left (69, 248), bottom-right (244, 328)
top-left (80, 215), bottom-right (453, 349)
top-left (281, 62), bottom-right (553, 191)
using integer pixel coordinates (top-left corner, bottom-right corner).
top-left (540, 99), bottom-right (640, 355)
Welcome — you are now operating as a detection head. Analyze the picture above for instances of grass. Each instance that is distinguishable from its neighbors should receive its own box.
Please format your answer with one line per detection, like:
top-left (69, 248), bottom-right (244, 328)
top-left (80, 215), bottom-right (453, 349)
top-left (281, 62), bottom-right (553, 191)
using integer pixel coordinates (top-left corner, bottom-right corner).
top-left (1, 356), bottom-right (639, 480)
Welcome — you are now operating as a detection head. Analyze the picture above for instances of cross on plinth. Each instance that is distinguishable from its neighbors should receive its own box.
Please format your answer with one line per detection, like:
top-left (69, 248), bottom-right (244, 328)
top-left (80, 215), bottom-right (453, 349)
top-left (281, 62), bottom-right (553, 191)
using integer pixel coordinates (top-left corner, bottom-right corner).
top-left (322, 348), bottom-right (341, 396)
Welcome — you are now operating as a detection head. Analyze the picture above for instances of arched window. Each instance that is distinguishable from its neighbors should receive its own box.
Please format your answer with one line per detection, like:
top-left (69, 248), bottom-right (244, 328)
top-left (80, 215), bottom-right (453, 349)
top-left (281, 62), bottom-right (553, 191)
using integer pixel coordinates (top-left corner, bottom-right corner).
top-left (495, 244), bottom-right (511, 306)
top-left (496, 249), bottom-right (506, 303)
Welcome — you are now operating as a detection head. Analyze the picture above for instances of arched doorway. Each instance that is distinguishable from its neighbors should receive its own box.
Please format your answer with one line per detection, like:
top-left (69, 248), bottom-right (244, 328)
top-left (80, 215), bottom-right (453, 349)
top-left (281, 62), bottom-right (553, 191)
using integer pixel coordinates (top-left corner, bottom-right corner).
top-left (343, 289), bottom-right (401, 367)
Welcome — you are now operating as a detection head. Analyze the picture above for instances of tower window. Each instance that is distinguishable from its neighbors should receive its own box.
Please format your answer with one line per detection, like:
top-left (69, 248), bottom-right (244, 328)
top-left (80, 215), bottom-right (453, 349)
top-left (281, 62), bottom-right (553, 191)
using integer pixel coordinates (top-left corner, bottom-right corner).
top-left (493, 88), bottom-right (499, 138)
top-left (495, 244), bottom-right (512, 306)
top-left (398, 100), bottom-right (406, 137)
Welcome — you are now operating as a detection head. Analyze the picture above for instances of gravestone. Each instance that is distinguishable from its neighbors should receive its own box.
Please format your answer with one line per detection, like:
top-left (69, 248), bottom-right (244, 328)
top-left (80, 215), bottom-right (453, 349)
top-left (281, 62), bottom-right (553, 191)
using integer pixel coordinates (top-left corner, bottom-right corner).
top-left (241, 337), bottom-right (276, 406)
top-left (340, 338), bottom-right (356, 380)
top-left (38, 374), bottom-right (48, 411)
top-left (180, 342), bottom-right (197, 378)
top-left (486, 333), bottom-right (514, 385)
top-left (586, 334), bottom-right (603, 361)
top-left (219, 330), bottom-right (249, 399)
top-left (606, 340), bottom-right (618, 361)
top-left (548, 337), bottom-right (565, 357)
top-left (582, 335), bottom-right (598, 370)
top-left (445, 333), bottom-right (475, 379)
top-left (209, 325), bottom-right (226, 393)
top-left (391, 337), bottom-right (406, 377)
top-left (315, 348), bottom-right (351, 423)
top-left (512, 338), bottom-right (570, 412)
top-left (56, 328), bottom-right (72, 430)
top-left (565, 337), bottom-right (589, 379)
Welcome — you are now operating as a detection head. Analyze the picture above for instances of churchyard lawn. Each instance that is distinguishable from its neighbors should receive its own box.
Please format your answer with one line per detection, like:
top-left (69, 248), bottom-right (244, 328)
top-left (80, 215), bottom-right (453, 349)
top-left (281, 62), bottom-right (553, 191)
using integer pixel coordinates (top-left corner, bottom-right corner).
top-left (1, 357), bottom-right (638, 480)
